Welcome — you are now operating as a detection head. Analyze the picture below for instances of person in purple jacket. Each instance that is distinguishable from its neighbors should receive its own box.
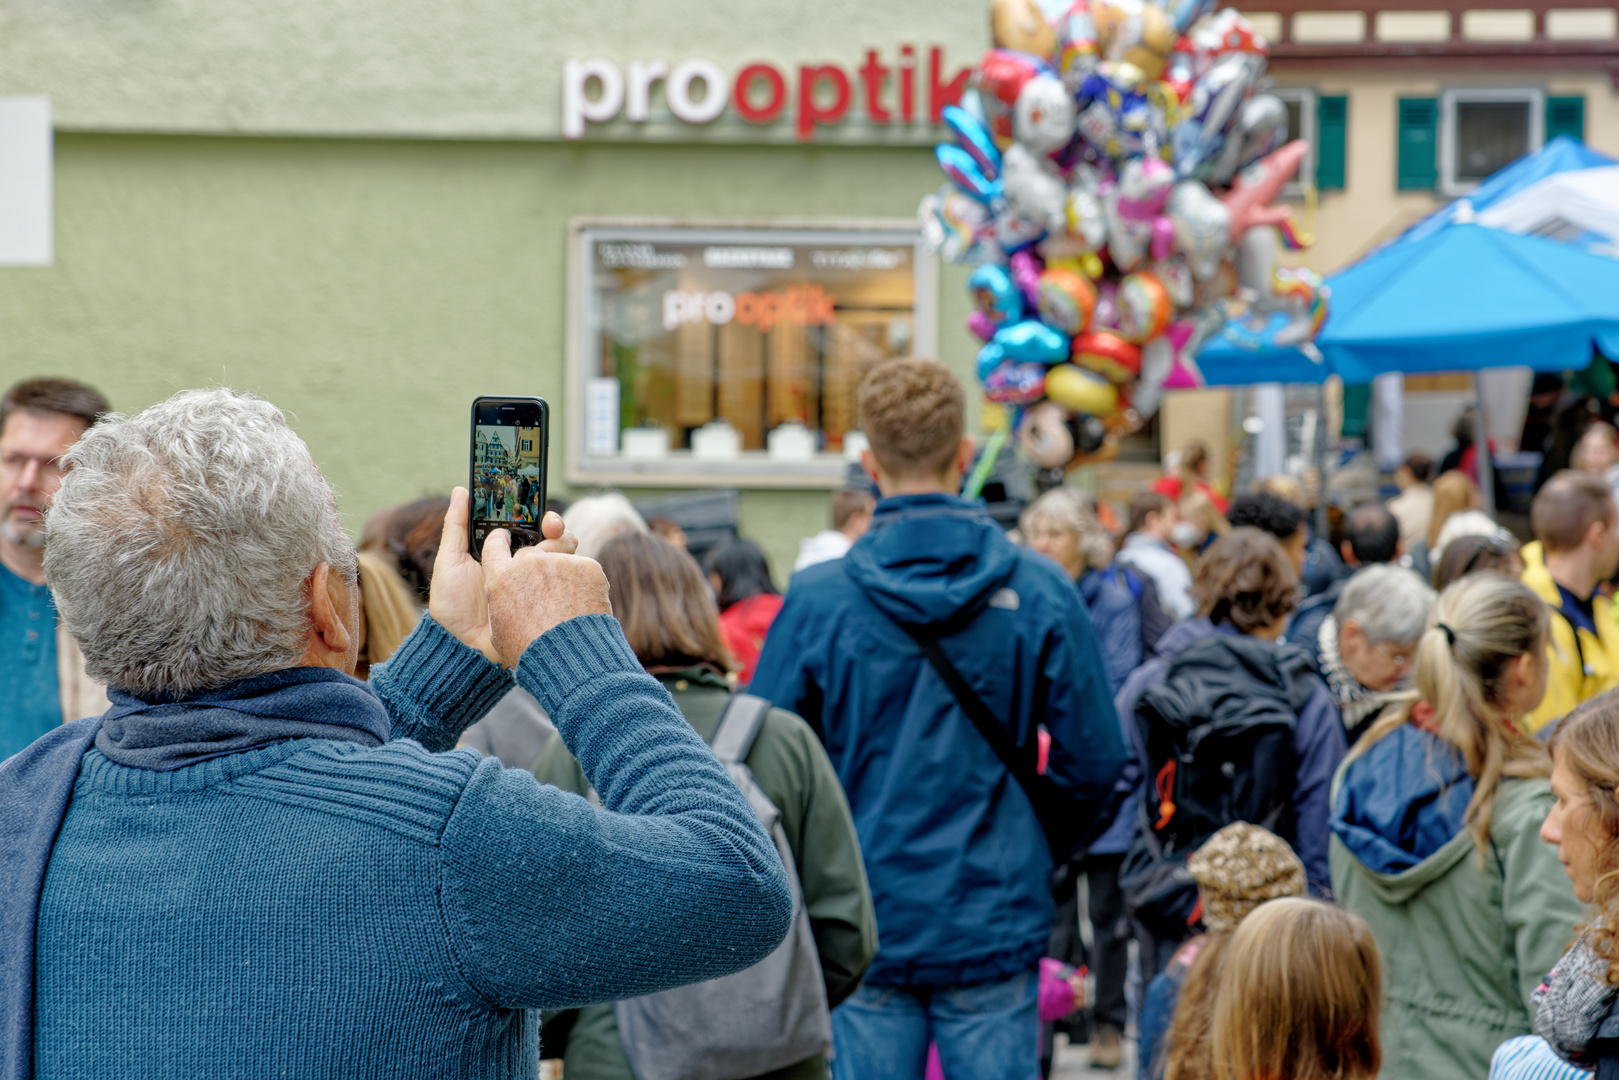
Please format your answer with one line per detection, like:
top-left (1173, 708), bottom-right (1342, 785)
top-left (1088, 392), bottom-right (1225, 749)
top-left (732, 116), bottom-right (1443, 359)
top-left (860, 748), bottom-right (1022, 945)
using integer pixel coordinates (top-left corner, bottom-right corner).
top-left (1112, 528), bottom-right (1347, 999)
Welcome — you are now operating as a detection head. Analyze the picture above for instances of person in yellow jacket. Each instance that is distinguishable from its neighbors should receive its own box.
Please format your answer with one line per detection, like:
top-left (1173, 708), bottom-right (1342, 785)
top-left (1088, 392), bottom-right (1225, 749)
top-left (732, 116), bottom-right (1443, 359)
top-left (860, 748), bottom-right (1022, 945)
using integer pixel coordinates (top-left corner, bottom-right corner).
top-left (1521, 470), bottom-right (1619, 734)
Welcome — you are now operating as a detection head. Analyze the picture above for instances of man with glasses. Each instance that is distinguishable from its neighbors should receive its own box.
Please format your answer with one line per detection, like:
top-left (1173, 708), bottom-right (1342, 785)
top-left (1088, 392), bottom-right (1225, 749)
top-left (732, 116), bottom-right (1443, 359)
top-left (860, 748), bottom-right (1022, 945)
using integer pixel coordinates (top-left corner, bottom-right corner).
top-left (0, 377), bottom-right (111, 757)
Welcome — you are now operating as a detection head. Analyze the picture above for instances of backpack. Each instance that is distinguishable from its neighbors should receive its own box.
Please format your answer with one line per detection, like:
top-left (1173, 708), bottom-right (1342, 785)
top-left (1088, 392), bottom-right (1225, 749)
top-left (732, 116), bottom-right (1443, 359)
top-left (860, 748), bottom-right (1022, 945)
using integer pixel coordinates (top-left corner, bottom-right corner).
top-left (1119, 634), bottom-right (1318, 941)
top-left (607, 693), bottom-right (832, 1080)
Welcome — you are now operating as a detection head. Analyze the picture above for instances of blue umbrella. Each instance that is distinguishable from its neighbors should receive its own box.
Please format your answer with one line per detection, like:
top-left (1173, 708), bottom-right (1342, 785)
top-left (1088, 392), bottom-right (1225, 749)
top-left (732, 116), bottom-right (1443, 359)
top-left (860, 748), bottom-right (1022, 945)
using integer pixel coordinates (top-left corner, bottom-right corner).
top-left (1324, 223), bottom-right (1619, 384)
top-left (1193, 137), bottom-right (1619, 387)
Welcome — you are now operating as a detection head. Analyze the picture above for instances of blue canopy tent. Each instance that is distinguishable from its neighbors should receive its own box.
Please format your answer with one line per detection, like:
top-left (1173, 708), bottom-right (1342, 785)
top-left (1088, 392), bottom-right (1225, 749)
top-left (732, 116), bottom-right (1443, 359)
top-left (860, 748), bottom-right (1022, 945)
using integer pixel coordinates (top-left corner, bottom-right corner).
top-left (1323, 223), bottom-right (1619, 385)
top-left (1194, 136), bottom-right (1619, 388)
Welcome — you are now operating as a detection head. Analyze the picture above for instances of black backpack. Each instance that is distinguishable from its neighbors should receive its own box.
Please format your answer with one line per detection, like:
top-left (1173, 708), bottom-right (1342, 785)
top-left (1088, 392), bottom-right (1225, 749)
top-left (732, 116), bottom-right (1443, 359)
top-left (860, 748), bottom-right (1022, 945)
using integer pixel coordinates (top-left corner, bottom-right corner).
top-left (1119, 633), bottom-right (1318, 941)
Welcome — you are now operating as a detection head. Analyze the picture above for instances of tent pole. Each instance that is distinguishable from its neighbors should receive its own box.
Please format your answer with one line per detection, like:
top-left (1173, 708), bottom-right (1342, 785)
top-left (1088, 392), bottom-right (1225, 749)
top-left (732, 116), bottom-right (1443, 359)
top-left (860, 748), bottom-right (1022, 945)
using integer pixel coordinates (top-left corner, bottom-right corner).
top-left (1473, 373), bottom-right (1496, 518)
top-left (1315, 381), bottom-right (1329, 539)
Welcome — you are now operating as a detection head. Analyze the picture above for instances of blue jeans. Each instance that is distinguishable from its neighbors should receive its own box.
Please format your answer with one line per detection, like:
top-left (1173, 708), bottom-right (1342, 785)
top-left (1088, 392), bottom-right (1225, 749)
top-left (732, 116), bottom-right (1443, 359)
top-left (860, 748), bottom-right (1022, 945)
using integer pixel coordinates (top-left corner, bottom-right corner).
top-left (831, 970), bottom-right (1039, 1080)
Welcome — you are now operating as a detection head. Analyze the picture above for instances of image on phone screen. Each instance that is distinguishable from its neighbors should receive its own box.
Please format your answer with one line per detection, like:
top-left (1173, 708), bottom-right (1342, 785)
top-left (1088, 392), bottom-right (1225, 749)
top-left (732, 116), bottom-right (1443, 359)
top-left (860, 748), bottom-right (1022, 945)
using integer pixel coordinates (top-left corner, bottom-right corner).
top-left (470, 397), bottom-right (548, 560)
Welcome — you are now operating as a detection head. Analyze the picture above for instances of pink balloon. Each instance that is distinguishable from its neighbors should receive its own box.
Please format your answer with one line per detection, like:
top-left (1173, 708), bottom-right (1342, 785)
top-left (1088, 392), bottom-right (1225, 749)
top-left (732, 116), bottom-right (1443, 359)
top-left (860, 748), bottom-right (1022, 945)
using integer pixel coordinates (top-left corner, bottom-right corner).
top-left (1151, 217), bottom-right (1176, 261)
top-left (1009, 249), bottom-right (1044, 309)
top-left (966, 310), bottom-right (998, 341)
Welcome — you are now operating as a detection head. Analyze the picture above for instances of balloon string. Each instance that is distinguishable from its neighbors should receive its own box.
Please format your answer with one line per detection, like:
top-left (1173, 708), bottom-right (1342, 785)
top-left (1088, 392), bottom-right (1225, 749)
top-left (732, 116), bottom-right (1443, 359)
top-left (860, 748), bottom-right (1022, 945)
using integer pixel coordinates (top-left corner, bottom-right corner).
top-left (1298, 183), bottom-right (1319, 248)
top-left (963, 424), bottom-right (1010, 500)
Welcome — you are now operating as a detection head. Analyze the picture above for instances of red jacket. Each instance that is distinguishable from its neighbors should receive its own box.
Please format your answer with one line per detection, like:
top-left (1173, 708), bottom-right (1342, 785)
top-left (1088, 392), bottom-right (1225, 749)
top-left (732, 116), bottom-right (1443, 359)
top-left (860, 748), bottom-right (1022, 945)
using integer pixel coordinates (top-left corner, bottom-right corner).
top-left (718, 593), bottom-right (784, 685)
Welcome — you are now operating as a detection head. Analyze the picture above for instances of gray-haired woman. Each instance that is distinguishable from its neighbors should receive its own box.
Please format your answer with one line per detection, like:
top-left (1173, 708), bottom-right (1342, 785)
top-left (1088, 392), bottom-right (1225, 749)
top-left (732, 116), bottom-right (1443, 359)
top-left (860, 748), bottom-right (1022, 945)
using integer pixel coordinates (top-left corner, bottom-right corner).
top-left (1318, 564), bottom-right (1437, 742)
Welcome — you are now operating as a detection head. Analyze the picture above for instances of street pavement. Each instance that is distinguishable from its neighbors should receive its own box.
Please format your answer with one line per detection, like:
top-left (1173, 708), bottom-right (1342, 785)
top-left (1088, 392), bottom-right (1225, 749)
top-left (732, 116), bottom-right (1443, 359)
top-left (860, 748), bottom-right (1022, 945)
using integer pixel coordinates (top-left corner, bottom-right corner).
top-left (1052, 1032), bottom-right (1139, 1080)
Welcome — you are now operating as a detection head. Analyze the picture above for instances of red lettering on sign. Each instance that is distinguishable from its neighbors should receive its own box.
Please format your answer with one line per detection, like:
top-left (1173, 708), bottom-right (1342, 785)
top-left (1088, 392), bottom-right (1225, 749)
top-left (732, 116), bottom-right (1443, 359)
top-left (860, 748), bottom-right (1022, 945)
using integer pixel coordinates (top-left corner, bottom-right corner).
top-left (899, 45), bottom-right (917, 124)
top-left (733, 63), bottom-right (787, 124)
top-left (859, 50), bottom-right (891, 124)
top-left (928, 47), bottom-right (971, 123)
top-left (797, 64), bottom-right (852, 142)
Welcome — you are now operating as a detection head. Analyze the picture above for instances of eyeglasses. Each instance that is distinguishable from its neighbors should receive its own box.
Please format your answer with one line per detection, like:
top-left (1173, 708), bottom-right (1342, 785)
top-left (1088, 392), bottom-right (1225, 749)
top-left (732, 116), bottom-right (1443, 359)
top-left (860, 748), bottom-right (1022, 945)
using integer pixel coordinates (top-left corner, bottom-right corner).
top-left (0, 452), bottom-right (67, 482)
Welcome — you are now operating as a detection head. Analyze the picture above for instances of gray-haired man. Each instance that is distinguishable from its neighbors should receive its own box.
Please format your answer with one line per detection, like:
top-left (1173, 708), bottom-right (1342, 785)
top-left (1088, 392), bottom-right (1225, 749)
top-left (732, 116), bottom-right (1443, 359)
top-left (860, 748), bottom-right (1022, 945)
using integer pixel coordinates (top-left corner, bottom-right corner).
top-left (0, 387), bottom-right (791, 1079)
top-left (1316, 563), bottom-right (1437, 740)
top-left (0, 377), bottom-right (111, 758)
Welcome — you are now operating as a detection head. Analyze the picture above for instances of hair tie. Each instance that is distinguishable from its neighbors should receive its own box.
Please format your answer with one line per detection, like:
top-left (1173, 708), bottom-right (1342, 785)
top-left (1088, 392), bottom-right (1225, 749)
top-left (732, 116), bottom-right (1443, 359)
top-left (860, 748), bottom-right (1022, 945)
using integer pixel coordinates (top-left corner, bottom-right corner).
top-left (1437, 622), bottom-right (1457, 646)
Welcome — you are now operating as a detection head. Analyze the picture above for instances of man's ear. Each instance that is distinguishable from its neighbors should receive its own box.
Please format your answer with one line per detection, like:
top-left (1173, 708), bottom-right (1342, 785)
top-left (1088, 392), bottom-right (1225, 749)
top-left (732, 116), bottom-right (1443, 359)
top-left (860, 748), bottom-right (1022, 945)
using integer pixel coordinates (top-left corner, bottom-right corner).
top-left (859, 447), bottom-right (880, 485)
top-left (307, 562), bottom-right (354, 657)
top-left (955, 434), bottom-right (976, 476)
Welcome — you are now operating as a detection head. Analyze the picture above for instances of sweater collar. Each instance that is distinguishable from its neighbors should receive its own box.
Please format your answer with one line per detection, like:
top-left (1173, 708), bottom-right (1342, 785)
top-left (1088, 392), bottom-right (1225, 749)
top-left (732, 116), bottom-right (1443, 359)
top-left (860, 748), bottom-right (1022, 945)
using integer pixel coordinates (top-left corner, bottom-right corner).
top-left (97, 667), bottom-right (389, 772)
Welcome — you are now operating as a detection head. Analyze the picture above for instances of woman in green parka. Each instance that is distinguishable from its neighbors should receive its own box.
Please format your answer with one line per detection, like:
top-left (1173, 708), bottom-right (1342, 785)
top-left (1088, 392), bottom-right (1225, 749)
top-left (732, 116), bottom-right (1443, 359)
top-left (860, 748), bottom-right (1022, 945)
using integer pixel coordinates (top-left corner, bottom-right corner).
top-left (1330, 572), bottom-right (1584, 1080)
top-left (535, 530), bottom-right (878, 1080)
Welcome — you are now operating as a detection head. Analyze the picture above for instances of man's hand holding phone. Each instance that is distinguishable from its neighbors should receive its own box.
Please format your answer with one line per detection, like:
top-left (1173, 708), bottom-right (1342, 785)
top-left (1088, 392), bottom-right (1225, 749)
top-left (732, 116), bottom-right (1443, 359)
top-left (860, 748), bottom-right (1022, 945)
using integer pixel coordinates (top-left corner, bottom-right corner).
top-left (481, 525), bottom-right (611, 667)
top-left (430, 486), bottom-right (581, 664)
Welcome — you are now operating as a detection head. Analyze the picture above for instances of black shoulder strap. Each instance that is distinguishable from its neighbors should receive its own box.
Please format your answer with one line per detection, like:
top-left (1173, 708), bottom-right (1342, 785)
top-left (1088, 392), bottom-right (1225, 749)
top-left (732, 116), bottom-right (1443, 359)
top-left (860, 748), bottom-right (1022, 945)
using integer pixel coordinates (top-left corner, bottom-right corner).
top-left (902, 626), bottom-right (1044, 811)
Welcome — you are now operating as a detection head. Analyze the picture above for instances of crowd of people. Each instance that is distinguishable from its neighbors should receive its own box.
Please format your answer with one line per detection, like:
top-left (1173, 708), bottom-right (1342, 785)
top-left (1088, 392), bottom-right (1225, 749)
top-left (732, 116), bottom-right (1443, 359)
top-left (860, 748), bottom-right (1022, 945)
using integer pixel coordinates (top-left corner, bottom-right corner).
top-left (12, 361), bottom-right (1619, 1080)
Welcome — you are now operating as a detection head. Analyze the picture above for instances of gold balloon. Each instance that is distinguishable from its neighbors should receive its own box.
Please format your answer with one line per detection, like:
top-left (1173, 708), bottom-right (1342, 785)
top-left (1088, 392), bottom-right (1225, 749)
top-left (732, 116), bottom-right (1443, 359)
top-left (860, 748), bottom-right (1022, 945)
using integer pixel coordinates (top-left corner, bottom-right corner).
top-left (1044, 364), bottom-right (1119, 416)
top-left (991, 0), bottom-right (1058, 59)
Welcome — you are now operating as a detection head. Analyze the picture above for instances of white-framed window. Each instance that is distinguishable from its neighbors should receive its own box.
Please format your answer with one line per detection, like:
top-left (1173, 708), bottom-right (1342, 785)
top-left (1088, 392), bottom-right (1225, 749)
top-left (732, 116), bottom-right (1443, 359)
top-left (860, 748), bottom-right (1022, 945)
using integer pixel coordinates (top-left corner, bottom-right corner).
top-left (567, 218), bottom-right (937, 488)
top-left (1439, 88), bottom-right (1544, 196)
top-left (1272, 86), bottom-right (1316, 194)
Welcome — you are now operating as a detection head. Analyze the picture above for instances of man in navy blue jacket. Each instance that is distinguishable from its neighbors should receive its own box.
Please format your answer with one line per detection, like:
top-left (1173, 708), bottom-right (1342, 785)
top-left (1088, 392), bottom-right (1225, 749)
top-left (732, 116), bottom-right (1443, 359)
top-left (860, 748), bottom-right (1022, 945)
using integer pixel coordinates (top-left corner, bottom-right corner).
top-left (750, 359), bottom-right (1128, 1080)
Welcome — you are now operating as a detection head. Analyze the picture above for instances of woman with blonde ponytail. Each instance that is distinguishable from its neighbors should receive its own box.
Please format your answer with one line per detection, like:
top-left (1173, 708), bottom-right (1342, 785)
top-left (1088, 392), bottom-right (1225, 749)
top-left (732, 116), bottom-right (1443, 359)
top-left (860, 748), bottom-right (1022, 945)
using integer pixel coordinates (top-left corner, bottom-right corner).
top-left (1330, 572), bottom-right (1584, 1080)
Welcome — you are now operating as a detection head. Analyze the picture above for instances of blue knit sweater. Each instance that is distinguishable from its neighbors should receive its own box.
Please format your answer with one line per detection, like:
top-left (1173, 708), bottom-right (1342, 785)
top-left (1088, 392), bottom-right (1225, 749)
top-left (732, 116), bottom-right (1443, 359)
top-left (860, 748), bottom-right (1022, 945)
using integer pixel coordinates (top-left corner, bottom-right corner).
top-left (32, 614), bottom-right (793, 1079)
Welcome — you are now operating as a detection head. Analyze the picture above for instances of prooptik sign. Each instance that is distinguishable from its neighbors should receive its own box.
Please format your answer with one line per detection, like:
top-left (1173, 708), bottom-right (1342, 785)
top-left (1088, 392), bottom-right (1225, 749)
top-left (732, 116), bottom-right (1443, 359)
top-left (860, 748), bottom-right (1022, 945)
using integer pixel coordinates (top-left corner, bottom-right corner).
top-left (562, 47), bottom-right (972, 141)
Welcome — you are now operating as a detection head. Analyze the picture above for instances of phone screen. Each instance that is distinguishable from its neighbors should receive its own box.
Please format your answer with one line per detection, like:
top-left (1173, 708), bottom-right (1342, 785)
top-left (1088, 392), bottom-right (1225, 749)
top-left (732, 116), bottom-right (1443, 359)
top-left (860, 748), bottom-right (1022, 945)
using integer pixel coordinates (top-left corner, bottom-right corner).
top-left (470, 396), bottom-right (549, 560)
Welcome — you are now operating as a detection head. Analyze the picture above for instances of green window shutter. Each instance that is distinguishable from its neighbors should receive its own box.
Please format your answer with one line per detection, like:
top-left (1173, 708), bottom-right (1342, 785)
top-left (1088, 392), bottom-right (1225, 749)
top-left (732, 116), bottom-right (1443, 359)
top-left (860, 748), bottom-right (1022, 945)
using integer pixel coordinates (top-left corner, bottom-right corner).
top-left (1546, 95), bottom-right (1585, 143)
top-left (1397, 97), bottom-right (1438, 191)
top-left (1316, 95), bottom-right (1347, 190)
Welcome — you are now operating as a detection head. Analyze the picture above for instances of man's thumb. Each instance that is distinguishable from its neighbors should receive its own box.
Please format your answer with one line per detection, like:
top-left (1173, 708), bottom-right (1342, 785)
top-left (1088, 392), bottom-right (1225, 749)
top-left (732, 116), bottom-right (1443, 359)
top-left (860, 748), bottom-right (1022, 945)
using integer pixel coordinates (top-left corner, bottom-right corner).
top-left (481, 528), bottom-right (513, 580)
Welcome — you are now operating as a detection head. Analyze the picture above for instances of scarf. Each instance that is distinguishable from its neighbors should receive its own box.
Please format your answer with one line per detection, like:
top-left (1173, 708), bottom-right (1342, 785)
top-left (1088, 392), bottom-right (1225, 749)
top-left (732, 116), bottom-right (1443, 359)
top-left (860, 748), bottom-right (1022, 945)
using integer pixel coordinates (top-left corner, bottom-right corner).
top-left (1536, 926), bottom-right (1619, 1064)
top-left (0, 667), bottom-right (389, 1080)
top-left (1318, 616), bottom-right (1405, 733)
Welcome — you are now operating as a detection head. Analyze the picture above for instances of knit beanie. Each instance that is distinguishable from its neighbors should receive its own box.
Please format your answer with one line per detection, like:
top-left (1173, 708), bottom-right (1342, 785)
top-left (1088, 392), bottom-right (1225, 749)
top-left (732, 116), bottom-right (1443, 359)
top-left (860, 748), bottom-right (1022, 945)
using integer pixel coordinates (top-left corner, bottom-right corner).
top-left (1187, 822), bottom-right (1307, 934)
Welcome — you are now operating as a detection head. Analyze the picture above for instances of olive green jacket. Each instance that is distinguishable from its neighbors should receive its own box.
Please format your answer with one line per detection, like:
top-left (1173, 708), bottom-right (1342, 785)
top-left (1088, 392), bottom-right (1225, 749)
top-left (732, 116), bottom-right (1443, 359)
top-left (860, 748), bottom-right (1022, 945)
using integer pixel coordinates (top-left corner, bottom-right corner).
top-left (535, 667), bottom-right (878, 1080)
top-left (1330, 773), bottom-right (1584, 1080)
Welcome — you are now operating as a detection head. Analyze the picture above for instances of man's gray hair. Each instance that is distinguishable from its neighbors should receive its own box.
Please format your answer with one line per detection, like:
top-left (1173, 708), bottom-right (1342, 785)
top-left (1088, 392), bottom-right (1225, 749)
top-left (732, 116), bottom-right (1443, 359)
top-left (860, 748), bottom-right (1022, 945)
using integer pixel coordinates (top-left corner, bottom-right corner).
top-left (45, 388), bottom-right (357, 697)
top-left (1333, 563), bottom-right (1436, 645)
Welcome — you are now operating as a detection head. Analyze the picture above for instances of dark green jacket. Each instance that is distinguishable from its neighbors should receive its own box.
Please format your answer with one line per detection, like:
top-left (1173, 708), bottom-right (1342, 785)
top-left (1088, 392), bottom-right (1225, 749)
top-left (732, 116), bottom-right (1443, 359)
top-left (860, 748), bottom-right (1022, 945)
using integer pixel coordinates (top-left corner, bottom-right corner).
top-left (534, 667), bottom-right (878, 1080)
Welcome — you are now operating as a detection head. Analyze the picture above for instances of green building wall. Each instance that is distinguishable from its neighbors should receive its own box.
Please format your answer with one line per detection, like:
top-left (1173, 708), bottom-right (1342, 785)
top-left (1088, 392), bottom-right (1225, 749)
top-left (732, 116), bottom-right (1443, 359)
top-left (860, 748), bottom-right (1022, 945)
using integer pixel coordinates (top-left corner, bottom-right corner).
top-left (0, 133), bottom-right (974, 581)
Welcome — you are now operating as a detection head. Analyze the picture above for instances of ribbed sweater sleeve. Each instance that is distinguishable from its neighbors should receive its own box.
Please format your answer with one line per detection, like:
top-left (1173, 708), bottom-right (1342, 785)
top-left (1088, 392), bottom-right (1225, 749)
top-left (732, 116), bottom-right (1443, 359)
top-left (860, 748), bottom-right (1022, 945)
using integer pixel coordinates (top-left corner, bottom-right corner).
top-left (435, 614), bottom-right (794, 1010)
top-left (370, 614), bottom-right (514, 752)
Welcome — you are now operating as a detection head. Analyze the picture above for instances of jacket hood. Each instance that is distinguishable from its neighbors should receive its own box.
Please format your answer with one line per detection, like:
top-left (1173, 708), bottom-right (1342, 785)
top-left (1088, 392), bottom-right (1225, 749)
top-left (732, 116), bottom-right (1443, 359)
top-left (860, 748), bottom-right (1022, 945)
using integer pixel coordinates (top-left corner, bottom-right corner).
top-left (843, 494), bottom-right (1020, 628)
top-left (1151, 616), bottom-right (1220, 660)
top-left (1332, 723), bottom-right (1476, 894)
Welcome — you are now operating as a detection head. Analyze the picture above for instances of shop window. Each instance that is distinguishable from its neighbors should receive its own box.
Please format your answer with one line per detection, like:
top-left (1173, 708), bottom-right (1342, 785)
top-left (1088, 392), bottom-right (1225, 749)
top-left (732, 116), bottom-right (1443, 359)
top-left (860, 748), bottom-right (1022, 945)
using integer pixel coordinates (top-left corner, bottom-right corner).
top-left (568, 220), bottom-right (936, 487)
top-left (1439, 88), bottom-right (1544, 195)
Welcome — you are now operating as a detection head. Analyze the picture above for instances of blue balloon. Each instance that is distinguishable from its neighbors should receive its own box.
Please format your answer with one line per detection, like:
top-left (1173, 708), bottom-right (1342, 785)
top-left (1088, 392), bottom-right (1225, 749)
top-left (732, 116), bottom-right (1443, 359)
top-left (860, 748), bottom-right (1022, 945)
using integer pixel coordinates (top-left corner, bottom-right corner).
top-left (967, 264), bottom-right (1024, 323)
top-left (942, 105), bottom-right (1001, 181)
top-left (936, 145), bottom-right (1002, 204)
top-left (993, 319), bottom-right (1071, 365)
top-left (976, 342), bottom-right (1007, 382)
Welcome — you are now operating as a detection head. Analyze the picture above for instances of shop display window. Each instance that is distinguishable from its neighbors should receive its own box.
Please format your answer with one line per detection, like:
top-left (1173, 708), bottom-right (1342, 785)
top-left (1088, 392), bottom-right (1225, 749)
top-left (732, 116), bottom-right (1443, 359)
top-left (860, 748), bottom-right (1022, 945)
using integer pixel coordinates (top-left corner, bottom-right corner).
top-left (568, 220), bottom-right (936, 486)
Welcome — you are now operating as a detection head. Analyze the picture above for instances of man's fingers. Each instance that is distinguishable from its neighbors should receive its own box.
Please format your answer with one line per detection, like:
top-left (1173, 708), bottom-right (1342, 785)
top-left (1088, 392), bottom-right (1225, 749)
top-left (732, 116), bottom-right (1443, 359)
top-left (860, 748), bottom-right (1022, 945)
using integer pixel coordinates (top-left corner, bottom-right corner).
top-left (540, 511), bottom-right (566, 541)
top-left (537, 528), bottom-right (579, 556)
top-left (481, 528), bottom-right (513, 575)
top-left (439, 487), bottom-right (470, 558)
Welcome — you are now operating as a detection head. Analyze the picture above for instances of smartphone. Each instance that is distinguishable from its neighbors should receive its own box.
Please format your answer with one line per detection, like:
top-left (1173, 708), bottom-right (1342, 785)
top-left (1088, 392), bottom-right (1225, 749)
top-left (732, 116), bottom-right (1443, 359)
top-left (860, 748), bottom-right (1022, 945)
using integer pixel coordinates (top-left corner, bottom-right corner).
top-left (469, 396), bottom-right (549, 561)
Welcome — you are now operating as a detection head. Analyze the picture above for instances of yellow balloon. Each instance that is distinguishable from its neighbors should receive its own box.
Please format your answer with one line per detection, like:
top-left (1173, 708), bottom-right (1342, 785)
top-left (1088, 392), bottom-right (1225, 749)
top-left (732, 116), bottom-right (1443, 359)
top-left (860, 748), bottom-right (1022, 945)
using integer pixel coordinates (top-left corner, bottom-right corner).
top-left (1044, 364), bottom-right (1119, 417)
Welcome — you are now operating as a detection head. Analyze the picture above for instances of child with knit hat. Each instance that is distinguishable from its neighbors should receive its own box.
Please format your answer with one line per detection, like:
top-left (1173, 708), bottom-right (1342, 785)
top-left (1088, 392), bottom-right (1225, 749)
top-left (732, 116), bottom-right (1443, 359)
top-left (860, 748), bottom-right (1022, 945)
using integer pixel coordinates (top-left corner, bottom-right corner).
top-left (1138, 822), bottom-right (1308, 1080)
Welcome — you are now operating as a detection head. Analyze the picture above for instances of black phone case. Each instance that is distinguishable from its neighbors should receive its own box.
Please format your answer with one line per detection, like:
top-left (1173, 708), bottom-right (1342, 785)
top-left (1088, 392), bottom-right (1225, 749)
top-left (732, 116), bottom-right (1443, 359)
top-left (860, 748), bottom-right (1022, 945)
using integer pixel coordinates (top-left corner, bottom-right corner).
top-left (468, 396), bottom-right (549, 561)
